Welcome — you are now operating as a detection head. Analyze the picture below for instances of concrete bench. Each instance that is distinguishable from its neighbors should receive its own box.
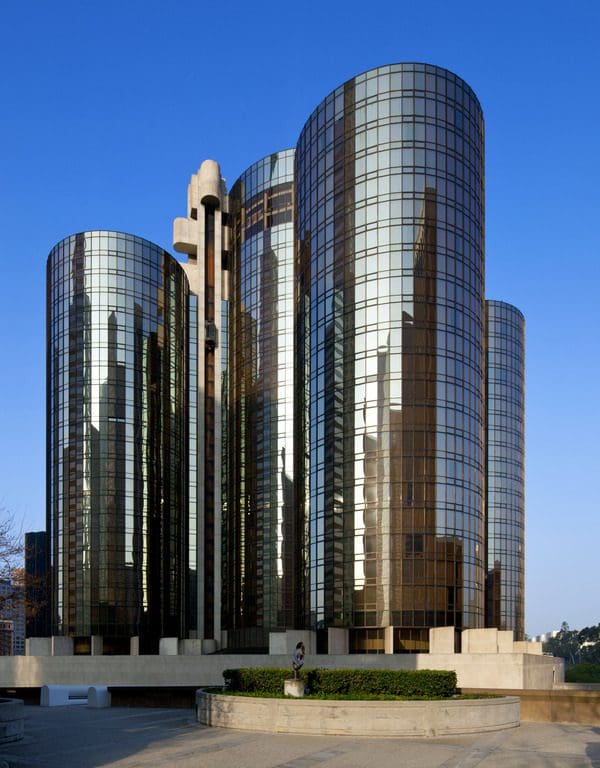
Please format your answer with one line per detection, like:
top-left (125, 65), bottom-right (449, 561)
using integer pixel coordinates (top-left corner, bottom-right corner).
top-left (40, 685), bottom-right (89, 706)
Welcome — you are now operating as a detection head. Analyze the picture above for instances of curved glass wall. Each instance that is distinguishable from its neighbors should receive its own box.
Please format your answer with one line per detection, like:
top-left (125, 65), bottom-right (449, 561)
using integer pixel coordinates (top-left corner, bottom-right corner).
top-left (295, 63), bottom-right (486, 651)
top-left (225, 151), bottom-right (296, 649)
top-left (485, 300), bottom-right (525, 639)
top-left (47, 231), bottom-right (190, 648)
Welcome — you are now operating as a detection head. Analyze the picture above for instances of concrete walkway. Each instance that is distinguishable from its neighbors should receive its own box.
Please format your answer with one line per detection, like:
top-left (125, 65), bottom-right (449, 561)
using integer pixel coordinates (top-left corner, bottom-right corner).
top-left (0, 706), bottom-right (598, 767)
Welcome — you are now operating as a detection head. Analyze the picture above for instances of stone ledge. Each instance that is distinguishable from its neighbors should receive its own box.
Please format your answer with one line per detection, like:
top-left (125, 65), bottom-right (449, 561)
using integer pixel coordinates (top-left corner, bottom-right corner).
top-left (0, 698), bottom-right (24, 743)
top-left (196, 691), bottom-right (520, 737)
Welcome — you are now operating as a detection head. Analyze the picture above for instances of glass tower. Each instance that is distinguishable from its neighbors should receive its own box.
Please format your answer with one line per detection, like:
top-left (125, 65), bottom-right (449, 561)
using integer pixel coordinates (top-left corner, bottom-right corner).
top-left (47, 231), bottom-right (191, 651)
top-left (295, 64), bottom-right (486, 651)
top-left (485, 300), bottom-right (525, 639)
top-left (224, 150), bottom-right (297, 649)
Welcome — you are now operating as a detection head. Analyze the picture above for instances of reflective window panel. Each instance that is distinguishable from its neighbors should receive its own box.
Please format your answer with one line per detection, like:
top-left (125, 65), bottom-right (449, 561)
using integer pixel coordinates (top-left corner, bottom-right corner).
top-left (225, 151), bottom-right (296, 649)
top-left (485, 300), bottom-right (525, 639)
top-left (47, 231), bottom-right (191, 647)
top-left (295, 64), bottom-right (486, 651)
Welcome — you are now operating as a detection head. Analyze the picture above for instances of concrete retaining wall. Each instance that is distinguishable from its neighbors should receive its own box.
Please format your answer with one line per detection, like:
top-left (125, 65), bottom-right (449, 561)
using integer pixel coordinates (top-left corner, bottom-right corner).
top-left (196, 691), bottom-right (520, 737)
top-left (0, 651), bottom-right (561, 690)
top-left (0, 698), bottom-right (24, 743)
top-left (464, 688), bottom-right (600, 726)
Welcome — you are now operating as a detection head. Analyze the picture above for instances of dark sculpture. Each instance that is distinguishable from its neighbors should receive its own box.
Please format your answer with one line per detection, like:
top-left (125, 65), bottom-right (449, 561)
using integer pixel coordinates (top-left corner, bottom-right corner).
top-left (292, 641), bottom-right (305, 679)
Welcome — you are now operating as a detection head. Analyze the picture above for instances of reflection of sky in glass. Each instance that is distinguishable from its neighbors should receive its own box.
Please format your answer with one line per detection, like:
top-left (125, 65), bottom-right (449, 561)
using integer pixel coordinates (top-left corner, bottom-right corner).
top-left (297, 64), bottom-right (486, 638)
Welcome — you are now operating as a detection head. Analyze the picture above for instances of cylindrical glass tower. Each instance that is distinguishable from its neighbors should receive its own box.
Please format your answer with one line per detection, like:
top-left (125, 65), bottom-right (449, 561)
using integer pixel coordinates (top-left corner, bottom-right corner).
top-left (47, 231), bottom-right (190, 651)
top-left (295, 63), bottom-right (486, 652)
top-left (485, 300), bottom-right (525, 639)
top-left (224, 151), bottom-right (297, 649)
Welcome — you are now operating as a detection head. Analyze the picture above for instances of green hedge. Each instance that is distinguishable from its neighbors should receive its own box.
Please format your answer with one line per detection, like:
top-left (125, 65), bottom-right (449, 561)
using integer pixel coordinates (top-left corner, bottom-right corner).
top-left (223, 667), bottom-right (457, 698)
top-left (223, 668), bottom-right (293, 693)
top-left (565, 663), bottom-right (600, 683)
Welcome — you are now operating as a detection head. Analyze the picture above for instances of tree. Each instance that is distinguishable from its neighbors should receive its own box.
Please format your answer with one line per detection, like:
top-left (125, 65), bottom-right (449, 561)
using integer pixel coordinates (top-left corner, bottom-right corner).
top-left (543, 621), bottom-right (600, 667)
top-left (0, 511), bottom-right (24, 612)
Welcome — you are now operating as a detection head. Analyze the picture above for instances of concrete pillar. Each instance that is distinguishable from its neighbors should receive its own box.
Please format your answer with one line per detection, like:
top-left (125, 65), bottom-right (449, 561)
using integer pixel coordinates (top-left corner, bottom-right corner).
top-left (159, 637), bottom-right (179, 655)
top-left (498, 631), bottom-right (515, 653)
top-left (269, 632), bottom-right (287, 655)
top-left (384, 626), bottom-right (395, 654)
top-left (26, 637), bottom-right (52, 656)
top-left (52, 636), bottom-right (73, 656)
top-left (327, 628), bottom-right (349, 655)
top-left (514, 640), bottom-right (543, 655)
top-left (130, 636), bottom-right (140, 656)
top-left (179, 639), bottom-right (203, 656)
top-left (429, 627), bottom-right (456, 654)
top-left (462, 628), bottom-right (498, 654)
top-left (90, 636), bottom-right (103, 656)
top-left (201, 638), bottom-right (217, 654)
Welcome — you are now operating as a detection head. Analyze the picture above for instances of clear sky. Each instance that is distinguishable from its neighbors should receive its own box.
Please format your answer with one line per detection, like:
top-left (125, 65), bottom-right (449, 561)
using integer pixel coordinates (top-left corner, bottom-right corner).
top-left (0, 0), bottom-right (598, 637)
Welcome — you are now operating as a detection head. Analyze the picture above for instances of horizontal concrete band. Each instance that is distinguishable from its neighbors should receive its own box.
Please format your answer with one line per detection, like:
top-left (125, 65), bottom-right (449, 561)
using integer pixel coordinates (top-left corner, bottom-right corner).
top-left (0, 652), bottom-right (560, 690)
top-left (196, 691), bottom-right (520, 737)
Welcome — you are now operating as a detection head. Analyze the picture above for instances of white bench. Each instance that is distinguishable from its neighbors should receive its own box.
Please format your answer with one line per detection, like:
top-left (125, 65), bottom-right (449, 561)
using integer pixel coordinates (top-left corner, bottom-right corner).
top-left (39, 685), bottom-right (112, 707)
top-left (40, 685), bottom-right (89, 706)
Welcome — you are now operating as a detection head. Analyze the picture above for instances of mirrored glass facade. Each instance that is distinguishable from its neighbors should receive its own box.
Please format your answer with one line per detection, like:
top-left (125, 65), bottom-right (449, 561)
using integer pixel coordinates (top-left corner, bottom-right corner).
top-left (47, 231), bottom-right (191, 648)
top-left (225, 151), bottom-right (296, 648)
top-left (485, 300), bottom-right (525, 639)
top-left (295, 64), bottom-right (486, 651)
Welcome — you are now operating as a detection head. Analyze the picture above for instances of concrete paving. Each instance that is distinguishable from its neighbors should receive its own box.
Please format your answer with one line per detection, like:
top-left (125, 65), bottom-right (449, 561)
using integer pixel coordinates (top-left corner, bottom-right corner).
top-left (0, 705), bottom-right (598, 768)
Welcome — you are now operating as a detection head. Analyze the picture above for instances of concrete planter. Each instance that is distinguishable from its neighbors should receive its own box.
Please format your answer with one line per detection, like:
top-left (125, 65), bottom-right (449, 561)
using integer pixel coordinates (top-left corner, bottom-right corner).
top-left (0, 698), bottom-right (24, 743)
top-left (196, 690), bottom-right (520, 737)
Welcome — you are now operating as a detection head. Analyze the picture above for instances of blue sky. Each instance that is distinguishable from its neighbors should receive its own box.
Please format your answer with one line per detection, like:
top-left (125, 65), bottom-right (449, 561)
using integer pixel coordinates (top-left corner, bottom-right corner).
top-left (0, 0), bottom-right (598, 636)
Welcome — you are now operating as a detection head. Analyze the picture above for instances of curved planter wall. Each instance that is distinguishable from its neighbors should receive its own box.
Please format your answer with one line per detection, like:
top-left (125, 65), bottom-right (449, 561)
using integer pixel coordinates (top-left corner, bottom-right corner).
top-left (0, 698), bottom-right (24, 743)
top-left (196, 691), bottom-right (520, 737)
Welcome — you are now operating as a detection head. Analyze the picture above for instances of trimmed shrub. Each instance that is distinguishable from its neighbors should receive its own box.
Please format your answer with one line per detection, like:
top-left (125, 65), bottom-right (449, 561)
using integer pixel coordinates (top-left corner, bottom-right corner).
top-left (222, 667), bottom-right (457, 698)
top-left (223, 668), bottom-right (294, 693)
top-left (305, 669), bottom-right (457, 698)
top-left (565, 663), bottom-right (600, 683)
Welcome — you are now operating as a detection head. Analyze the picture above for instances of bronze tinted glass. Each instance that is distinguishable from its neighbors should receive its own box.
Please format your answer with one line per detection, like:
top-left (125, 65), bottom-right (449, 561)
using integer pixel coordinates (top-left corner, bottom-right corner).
top-left (47, 231), bottom-right (190, 647)
top-left (225, 151), bottom-right (296, 649)
top-left (295, 64), bottom-right (486, 651)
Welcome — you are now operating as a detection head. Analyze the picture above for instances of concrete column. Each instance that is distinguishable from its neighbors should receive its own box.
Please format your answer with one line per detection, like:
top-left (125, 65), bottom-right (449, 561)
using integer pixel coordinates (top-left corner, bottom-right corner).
top-left (327, 628), bottom-right (349, 655)
top-left (179, 639), bottom-right (203, 656)
top-left (462, 628), bottom-right (498, 654)
top-left (51, 636), bottom-right (73, 656)
top-left (90, 636), bottom-right (103, 656)
top-left (130, 636), bottom-right (140, 656)
top-left (26, 637), bottom-right (51, 656)
top-left (384, 626), bottom-right (395, 654)
top-left (498, 631), bottom-right (515, 653)
top-left (269, 633), bottom-right (287, 655)
top-left (201, 639), bottom-right (217, 654)
top-left (159, 637), bottom-right (179, 655)
top-left (429, 627), bottom-right (456, 654)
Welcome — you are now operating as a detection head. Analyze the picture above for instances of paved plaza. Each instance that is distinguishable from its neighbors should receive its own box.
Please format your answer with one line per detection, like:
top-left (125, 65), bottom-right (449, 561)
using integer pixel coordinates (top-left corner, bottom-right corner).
top-left (0, 705), bottom-right (599, 768)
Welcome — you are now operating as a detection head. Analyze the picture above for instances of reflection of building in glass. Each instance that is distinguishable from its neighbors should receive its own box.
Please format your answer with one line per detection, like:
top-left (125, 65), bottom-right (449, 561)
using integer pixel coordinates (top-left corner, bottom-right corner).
top-left (224, 151), bottom-right (296, 650)
top-left (295, 64), bottom-right (486, 652)
top-left (485, 301), bottom-right (525, 638)
top-left (25, 531), bottom-right (50, 639)
top-left (47, 232), bottom-right (190, 651)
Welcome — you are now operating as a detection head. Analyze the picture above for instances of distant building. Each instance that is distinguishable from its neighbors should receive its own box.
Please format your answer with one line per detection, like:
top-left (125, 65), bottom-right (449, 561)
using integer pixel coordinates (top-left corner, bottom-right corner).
top-left (25, 531), bottom-right (50, 638)
top-left (0, 619), bottom-right (14, 655)
top-left (0, 578), bottom-right (25, 655)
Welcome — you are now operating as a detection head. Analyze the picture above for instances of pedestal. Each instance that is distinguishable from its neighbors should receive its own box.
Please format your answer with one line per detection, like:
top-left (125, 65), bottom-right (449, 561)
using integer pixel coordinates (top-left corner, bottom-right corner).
top-left (284, 679), bottom-right (305, 698)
